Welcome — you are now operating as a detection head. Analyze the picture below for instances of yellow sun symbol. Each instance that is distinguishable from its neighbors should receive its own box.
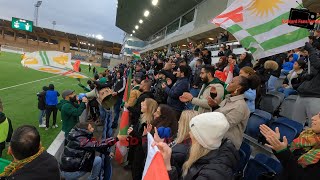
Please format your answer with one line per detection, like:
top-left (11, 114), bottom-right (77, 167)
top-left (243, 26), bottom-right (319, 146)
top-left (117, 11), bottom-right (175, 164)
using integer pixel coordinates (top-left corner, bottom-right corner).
top-left (248, 0), bottom-right (284, 17)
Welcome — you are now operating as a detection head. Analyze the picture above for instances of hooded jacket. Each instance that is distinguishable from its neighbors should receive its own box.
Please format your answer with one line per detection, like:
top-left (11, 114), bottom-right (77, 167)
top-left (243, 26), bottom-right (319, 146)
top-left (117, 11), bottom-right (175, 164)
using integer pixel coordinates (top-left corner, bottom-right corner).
top-left (57, 100), bottom-right (86, 137)
top-left (168, 139), bottom-right (239, 180)
top-left (282, 54), bottom-right (299, 71)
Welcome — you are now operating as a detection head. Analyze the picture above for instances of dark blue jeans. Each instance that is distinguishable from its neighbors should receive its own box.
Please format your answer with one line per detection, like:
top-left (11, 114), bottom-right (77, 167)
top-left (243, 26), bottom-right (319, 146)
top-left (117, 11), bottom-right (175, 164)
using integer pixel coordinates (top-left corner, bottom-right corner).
top-left (278, 87), bottom-right (297, 98)
top-left (100, 154), bottom-right (112, 180)
top-left (113, 96), bottom-right (123, 128)
top-left (100, 105), bottom-right (113, 139)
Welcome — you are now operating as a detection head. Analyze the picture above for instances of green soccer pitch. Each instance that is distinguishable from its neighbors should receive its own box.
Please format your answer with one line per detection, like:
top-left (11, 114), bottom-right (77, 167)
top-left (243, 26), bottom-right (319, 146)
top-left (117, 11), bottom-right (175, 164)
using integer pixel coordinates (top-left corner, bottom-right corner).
top-left (0, 52), bottom-right (105, 160)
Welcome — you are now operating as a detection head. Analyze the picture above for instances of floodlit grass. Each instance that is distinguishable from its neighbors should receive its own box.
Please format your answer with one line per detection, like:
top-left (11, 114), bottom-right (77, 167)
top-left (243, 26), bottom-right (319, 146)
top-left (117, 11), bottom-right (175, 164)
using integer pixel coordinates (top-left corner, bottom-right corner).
top-left (0, 52), bottom-right (106, 160)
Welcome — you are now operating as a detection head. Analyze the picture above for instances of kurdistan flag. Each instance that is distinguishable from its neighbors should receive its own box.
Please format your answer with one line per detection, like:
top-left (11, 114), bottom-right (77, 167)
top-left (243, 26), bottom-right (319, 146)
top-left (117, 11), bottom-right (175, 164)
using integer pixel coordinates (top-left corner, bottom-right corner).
top-left (133, 51), bottom-right (141, 59)
top-left (211, 0), bottom-right (309, 59)
top-left (115, 68), bottom-right (132, 164)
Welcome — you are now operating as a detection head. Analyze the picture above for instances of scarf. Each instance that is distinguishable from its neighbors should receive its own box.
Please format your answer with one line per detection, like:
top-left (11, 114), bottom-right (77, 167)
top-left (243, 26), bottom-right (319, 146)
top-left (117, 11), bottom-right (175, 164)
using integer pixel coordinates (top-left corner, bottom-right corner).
top-left (289, 129), bottom-right (320, 168)
top-left (194, 78), bottom-right (224, 111)
top-left (0, 146), bottom-right (45, 177)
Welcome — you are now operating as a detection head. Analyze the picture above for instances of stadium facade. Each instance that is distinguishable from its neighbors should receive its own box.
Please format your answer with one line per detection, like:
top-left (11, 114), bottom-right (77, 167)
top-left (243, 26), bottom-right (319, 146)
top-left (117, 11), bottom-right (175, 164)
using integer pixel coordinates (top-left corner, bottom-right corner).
top-left (0, 19), bottom-right (122, 63)
top-left (116, 0), bottom-right (319, 63)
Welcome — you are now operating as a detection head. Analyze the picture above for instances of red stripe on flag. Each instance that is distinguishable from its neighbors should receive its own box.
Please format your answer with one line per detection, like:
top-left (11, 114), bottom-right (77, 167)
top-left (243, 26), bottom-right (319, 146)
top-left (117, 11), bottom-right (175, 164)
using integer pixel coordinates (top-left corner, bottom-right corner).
top-left (143, 152), bottom-right (169, 180)
top-left (212, 6), bottom-right (244, 26)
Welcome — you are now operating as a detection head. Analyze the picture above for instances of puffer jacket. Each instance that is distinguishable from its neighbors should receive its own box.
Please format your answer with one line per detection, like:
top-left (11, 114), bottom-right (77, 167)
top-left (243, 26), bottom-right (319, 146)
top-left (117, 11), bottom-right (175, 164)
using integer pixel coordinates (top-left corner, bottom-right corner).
top-left (168, 139), bottom-right (239, 180)
top-left (60, 128), bottom-right (117, 172)
top-left (170, 138), bottom-right (192, 178)
top-left (297, 43), bottom-right (320, 97)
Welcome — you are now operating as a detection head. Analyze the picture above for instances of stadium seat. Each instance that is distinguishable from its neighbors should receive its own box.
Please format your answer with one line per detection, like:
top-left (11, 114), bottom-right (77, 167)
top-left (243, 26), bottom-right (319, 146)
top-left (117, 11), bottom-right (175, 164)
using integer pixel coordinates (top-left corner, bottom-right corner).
top-left (275, 117), bottom-right (303, 136)
top-left (254, 109), bottom-right (272, 121)
top-left (269, 121), bottom-right (298, 144)
top-left (238, 142), bottom-right (252, 172)
top-left (259, 92), bottom-right (285, 114)
top-left (243, 159), bottom-right (276, 180)
top-left (245, 110), bottom-right (272, 138)
top-left (279, 95), bottom-right (298, 119)
top-left (254, 153), bottom-right (282, 174)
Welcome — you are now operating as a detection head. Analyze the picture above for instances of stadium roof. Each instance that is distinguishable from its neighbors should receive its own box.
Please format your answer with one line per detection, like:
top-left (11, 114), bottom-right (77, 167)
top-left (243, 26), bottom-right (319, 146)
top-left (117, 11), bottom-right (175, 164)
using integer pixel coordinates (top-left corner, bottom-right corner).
top-left (303, 0), bottom-right (320, 12)
top-left (116, 0), bottom-right (204, 41)
top-left (0, 19), bottom-right (122, 55)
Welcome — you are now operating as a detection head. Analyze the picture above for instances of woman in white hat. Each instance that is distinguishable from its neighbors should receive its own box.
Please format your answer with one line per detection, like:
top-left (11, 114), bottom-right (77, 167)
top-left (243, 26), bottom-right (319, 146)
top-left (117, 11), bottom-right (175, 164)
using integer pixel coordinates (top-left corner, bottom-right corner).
top-left (155, 112), bottom-right (239, 180)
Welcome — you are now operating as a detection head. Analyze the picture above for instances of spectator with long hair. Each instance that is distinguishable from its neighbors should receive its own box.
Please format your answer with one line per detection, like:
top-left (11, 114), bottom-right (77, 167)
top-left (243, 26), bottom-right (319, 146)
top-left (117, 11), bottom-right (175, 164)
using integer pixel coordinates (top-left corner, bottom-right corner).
top-left (168, 110), bottom-right (200, 178)
top-left (152, 104), bottom-right (178, 137)
top-left (215, 56), bottom-right (228, 71)
top-left (238, 52), bottom-right (253, 69)
top-left (127, 98), bottom-right (158, 180)
top-left (155, 112), bottom-right (239, 179)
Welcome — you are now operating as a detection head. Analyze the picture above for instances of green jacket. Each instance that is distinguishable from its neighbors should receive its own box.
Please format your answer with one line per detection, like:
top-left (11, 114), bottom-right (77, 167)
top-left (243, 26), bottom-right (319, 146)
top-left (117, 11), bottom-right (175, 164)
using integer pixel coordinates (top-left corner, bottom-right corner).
top-left (57, 99), bottom-right (86, 137)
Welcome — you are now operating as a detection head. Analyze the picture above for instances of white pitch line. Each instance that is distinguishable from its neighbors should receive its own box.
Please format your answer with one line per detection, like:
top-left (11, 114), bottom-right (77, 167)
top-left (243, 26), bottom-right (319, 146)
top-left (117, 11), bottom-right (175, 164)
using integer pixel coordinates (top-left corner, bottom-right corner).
top-left (0, 75), bottom-right (62, 91)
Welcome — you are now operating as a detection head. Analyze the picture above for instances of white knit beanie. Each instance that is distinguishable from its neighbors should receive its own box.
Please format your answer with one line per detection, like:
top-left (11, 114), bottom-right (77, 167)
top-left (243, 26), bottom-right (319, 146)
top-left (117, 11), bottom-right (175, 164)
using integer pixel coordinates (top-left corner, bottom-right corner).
top-left (189, 112), bottom-right (230, 150)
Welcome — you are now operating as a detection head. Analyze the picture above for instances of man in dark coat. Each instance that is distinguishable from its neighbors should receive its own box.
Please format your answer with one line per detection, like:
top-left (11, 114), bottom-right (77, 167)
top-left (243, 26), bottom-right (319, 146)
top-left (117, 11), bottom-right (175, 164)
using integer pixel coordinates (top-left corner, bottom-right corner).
top-left (37, 86), bottom-right (48, 127)
top-left (162, 65), bottom-right (190, 118)
top-left (293, 42), bottom-right (320, 126)
top-left (0, 125), bottom-right (60, 180)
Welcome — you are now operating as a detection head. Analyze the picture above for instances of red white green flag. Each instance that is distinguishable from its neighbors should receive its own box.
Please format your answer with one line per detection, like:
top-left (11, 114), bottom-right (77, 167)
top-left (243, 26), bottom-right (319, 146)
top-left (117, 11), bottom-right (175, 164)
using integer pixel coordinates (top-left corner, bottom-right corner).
top-left (211, 0), bottom-right (309, 59)
top-left (115, 68), bottom-right (132, 164)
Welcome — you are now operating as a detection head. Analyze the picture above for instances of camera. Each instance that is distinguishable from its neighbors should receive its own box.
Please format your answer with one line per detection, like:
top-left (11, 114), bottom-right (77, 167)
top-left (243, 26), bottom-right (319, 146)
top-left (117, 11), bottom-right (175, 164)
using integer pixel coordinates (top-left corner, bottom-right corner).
top-left (288, 8), bottom-right (317, 30)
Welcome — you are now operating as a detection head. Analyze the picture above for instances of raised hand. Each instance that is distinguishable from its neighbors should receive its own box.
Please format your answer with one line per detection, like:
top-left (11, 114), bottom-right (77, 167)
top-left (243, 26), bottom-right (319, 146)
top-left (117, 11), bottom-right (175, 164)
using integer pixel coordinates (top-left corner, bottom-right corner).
top-left (259, 124), bottom-right (280, 140)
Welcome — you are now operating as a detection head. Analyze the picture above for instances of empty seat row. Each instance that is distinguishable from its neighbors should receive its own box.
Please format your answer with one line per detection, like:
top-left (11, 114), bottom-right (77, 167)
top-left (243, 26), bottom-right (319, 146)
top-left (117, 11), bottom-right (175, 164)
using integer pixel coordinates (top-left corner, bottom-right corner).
top-left (236, 142), bottom-right (283, 180)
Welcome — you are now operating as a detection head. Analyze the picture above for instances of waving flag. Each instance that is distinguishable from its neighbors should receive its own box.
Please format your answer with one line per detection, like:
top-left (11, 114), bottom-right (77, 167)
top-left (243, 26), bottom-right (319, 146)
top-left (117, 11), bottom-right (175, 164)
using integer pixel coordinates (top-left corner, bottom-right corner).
top-left (133, 51), bottom-right (141, 60)
top-left (115, 68), bottom-right (132, 164)
top-left (142, 133), bottom-right (169, 180)
top-left (211, 0), bottom-right (309, 59)
top-left (21, 51), bottom-right (87, 78)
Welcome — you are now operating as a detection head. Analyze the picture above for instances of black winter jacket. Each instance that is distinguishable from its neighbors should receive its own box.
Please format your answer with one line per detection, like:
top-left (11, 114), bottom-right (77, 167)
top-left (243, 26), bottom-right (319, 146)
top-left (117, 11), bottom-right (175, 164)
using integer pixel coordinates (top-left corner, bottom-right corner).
top-left (37, 91), bottom-right (46, 110)
top-left (170, 138), bottom-right (192, 178)
top-left (153, 79), bottom-right (168, 104)
top-left (275, 148), bottom-right (320, 180)
top-left (60, 128), bottom-right (117, 172)
top-left (168, 139), bottom-right (239, 180)
top-left (297, 43), bottom-right (320, 97)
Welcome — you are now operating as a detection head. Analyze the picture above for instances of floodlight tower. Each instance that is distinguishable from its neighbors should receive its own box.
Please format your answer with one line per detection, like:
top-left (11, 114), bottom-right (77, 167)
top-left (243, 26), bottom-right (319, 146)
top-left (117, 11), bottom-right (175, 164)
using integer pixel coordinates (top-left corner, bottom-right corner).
top-left (52, 21), bottom-right (56, 30)
top-left (34, 1), bottom-right (42, 26)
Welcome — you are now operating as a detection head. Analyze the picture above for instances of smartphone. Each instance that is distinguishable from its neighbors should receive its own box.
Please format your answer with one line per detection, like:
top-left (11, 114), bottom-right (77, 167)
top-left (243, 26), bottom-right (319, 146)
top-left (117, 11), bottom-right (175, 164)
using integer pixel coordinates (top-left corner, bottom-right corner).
top-left (210, 92), bottom-right (217, 99)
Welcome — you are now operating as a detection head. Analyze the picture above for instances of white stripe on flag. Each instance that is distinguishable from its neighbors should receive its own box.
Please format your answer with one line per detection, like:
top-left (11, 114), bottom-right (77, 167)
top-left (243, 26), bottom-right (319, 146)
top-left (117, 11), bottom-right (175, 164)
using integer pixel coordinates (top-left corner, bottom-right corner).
top-left (253, 24), bottom-right (302, 43)
top-left (253, 38), bottom-right (308, 59)
top-left (142, 133), bottom-right (158, 179)
top-left (233, 29), bottom-right (252, 40)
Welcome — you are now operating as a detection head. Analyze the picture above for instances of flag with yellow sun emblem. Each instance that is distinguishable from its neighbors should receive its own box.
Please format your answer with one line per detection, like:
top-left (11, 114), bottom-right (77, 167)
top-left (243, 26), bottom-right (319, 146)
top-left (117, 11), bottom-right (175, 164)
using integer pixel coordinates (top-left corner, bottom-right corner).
top-left (211, 0), bottom-right (309, 59)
